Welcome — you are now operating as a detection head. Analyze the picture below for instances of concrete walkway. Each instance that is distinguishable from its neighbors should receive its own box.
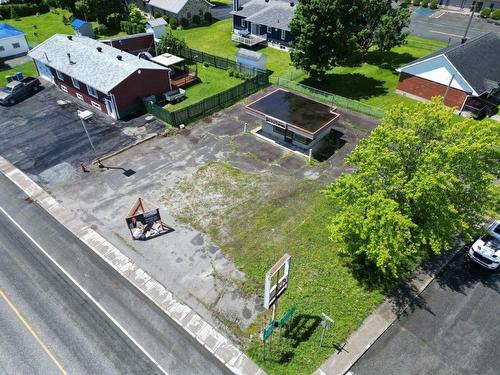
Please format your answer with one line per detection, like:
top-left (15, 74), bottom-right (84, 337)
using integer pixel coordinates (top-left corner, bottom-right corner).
top-left (2, 54), bottom-right (31, 68)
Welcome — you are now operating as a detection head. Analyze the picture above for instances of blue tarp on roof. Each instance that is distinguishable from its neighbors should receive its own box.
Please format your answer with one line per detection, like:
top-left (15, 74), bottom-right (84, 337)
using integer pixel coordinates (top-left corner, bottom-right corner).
top-left (0, 23), bottom-right (25, 39)
top-left (71, 19), bottom-right (88, 29)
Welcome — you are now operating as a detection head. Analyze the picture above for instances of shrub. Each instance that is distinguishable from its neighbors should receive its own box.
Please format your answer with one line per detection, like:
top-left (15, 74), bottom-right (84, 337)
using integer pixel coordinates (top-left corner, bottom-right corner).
top-left (94, 24), bottom-right (109, 36)
top-left (203, 61), bottom-right (209, 67)
top-left (10, 7), bottom-right (19, 20)
top-left (62, 14), bottom-right (70, 25)
top-left (180, 17), bottom-right (189, 28)
top-left (0, 3), bottom-right (50, 19)
top-left (430, 0), bottom-right (438, 9)
top-left (480, 8), bottom-right (491, 17)
top-left (192, 14), bottom-right (201, 24)
top-left (491, 9), bottom-right (500, 20)
top-left (204, 12), bottom-right (212, 23)
top-left (412, 0), bottom-right (420, 6)
top-left (168, 16), bottom-right (178, 29)
top-left (228, 68), bottom-right (235, 77)
top-left (401, 0), bottom-right (410, 8)
top-left (153, 11), bottom-right (162, 19)
top-left (106, 13), bottom-right (123, 30)
top-left (421, 0), bottom-right (429, 8)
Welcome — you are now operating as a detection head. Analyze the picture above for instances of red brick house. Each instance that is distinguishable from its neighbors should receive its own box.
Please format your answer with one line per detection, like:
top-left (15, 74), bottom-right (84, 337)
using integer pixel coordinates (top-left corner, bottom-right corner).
top-left (396, 32), bottom-right (500, 114)
top-left (28, 34), bottom-right (171, 119)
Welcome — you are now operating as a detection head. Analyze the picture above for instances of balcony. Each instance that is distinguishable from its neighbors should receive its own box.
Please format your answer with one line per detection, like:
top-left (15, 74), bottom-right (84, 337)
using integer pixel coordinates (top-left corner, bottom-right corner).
top-left (231, 30), bottom-right (267, 46)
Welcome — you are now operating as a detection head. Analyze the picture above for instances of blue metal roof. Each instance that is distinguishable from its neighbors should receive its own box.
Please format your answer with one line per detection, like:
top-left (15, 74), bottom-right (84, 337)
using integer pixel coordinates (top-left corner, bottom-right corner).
top-left (0, 23), bottom-right (26, 39)
top-left (71, 19), bottom-right (88, 29)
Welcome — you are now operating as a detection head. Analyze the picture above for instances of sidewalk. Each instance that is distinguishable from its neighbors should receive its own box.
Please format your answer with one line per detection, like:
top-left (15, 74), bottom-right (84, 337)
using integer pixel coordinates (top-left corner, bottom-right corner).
top-left (313, 246), bottom-right (462, 375)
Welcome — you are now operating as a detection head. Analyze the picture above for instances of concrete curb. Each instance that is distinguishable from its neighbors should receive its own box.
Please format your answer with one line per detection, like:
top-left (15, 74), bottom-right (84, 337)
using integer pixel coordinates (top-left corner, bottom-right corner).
top-left (315, 247), bottom-right (462, 375)
top-left (92, 133), bottom-right (158, 164)
top-left (0, 156), bottom-right (265, 375)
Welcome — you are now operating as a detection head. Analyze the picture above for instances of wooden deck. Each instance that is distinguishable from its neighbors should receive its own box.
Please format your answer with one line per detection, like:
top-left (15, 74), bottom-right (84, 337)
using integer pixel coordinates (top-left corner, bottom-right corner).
top-left (171, 73), bottom-right (198, 88)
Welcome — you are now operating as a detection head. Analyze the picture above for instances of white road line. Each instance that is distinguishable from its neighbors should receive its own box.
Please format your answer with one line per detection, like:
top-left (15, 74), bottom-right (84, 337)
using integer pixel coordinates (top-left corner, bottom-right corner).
top-left (0, 205), bottom-right (170, 375)
top-left (429, 30), bottom-right (464, 38)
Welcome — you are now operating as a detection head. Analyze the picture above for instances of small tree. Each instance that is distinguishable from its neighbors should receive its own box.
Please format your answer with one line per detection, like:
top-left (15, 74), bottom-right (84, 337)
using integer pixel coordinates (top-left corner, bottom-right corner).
top-left (421, 0), bottom-right (429, 7)
top-left (327, 99), bottom-right (499, 282)
top-left (180, 17), bottom-right (189, 28)
top-left (491, 9), bottom-right (500, 20)
top-left (157, 31), bottom-right (187, 55)
top-left (10, 7), bottom-right (19, 20)
top-left (128, 4), bottom-right (145, 25)
top-left (480, 8), bottom-right (491, 18)
top-left (169, 16), bottom-right (178, 29)
top-left (412, 0), bottom-right (420, 6)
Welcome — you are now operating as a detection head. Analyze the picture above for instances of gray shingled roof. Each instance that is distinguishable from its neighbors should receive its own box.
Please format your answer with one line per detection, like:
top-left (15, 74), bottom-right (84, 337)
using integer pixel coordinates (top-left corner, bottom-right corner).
top-left (147, 0), bottom-right (212, 14)
top-left (231, 0), bottom-right (296, 31)
top-left (28, 34), bottom-right (168, 94)
top-left (147, 18), bottom-right (168, 27)
top-left (400, 32), bottom-right (500, 96)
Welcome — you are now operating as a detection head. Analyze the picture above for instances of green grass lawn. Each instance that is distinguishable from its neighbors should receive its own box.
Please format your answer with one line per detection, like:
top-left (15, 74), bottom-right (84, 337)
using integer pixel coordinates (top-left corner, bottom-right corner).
top-left (165, 64), bottom-right (245, 110)
top-left (174, 19), bottom-right (447, 111)
top-left (164, 162), bottom-right (386, 375)
top-left (2, 9), bottom-right (125, 47)
top-left (0, 61), bottom-right (37, 85)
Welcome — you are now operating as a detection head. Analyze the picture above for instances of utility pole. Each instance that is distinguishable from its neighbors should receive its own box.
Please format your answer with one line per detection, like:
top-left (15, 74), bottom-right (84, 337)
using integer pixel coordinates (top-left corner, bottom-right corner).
top-left (462, 1), bottom-right (476, 44)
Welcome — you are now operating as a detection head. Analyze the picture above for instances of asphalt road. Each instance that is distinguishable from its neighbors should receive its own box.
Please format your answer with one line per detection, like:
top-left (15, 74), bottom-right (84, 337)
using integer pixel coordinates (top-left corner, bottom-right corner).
top-left (0, 173), bottom-right (231, 375)
top-left (349, 252), bottom-right (500, 375)
top-left (410, 9), bottom-right (500, 43)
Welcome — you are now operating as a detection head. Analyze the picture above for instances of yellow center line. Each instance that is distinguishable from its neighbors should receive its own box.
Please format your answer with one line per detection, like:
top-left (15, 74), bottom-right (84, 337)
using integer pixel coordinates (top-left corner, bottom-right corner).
top-left (0, 286), bottom-right (68, 375)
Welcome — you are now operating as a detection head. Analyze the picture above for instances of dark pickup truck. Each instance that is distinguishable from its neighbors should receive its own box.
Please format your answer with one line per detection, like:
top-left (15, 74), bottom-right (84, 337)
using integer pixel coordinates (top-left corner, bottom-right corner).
top-left (0, 77), bottom-right (41, 105)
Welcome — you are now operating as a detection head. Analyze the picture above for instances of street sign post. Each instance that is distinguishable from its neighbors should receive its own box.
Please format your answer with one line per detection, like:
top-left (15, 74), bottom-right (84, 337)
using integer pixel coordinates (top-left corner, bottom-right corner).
top-left (278, 305), bottom-right (297, 338)
top-left (319, 313), bottom-right (335, 347)
top-left (260, 320), bottom-right (275, 359)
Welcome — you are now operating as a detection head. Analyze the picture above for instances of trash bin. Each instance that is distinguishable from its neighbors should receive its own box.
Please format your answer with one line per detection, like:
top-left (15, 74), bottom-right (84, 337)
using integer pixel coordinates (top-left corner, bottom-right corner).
top-left (16, 72), bottom-right (24, 81)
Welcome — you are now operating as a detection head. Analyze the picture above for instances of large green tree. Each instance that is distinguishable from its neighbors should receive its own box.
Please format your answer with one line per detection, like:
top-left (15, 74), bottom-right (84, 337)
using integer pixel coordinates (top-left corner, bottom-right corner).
top-left (355, 0), bottom-right (410, 59)
top-left (327, 100), bottom-right (499, 281)
top-left (289, 0), bottom-right (360, 79)
top-left (157, 31), bottom-right (187, 55)
top-left (75, 0), bottom-right (123, 23)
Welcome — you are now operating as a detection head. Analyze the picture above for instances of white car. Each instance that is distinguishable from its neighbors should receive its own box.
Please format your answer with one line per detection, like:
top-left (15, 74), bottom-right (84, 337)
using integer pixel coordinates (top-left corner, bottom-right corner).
top-left (468, 221), bottom-right (500, 270)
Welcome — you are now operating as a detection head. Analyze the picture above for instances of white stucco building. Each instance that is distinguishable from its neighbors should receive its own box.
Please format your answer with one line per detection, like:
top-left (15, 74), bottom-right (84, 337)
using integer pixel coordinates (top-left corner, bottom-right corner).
top-left (0, 23), bottom-right (29, 59)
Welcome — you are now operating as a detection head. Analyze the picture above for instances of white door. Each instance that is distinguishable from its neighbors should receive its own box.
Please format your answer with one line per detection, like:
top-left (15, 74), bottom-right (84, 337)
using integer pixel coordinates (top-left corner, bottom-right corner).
top-left (104, 98), bottom-right (117, 119)
top-left (35, 60), bottom-right (53, 83)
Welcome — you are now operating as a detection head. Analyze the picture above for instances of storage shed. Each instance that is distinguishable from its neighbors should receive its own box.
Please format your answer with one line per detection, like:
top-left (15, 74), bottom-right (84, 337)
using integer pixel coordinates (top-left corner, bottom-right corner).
top-left (236, 48), bottom-right (266, 71)
top-left (71, 19), bottom-right (95, 39)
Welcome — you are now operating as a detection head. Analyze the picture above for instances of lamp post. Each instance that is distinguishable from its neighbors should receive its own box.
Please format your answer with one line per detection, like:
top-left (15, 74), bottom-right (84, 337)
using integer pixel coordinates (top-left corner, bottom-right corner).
top-left (77, 110), bottom-right (98, 160)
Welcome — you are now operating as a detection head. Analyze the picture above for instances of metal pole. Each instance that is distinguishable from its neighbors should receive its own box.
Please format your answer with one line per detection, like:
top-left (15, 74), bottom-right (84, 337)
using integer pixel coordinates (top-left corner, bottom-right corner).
top-left (462, 3), bottom-right (475, 44)
top-left (443, 74), bottom-right (455, 105)
top-left (320, 326), bottom-right (326, 347)
top-left (80, 118), bottom-right (98, 160)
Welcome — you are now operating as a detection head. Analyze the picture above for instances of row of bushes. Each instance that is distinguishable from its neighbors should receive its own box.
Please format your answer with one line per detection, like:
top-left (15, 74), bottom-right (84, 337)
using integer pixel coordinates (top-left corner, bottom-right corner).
top-left (119, 20), bottom-right (145, 35)
top-left (480, 8), bottom-right (500, 20)
top-left (0, 2), bottom-right (50, 19)
top-left (162, 12), bottom-right (212, 30)
top-left (407, 0), bottom-right (439, 9)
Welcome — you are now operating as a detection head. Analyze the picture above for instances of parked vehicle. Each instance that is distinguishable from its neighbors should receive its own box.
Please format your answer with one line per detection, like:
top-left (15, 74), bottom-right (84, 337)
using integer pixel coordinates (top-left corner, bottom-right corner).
top-left (0, 77), bottom-right (41, 106)
top-left (468, 220), bottom-right (500, 270)
top-left (164, 87), bottom-right (186, 103)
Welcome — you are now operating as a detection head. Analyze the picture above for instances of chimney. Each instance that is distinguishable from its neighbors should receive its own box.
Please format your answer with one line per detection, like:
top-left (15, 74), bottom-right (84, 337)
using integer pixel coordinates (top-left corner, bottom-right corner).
top-left (233, 0), bottom-right (239, 12)
top-left (67, 53), bottom-right (71, 63)
top-left (97, 46), bottom-right (102, 52)
top-left (67, 35), bottom-right (72, 41)
top-left (117, 55), bottom-right (123, 61)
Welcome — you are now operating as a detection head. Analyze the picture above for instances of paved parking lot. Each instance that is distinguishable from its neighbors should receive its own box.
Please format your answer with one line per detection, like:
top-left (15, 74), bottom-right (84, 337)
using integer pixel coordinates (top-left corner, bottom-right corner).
top-left (0, 84), bottom-right (163, 181)
top-left (350, 252), bottom-right (500, 375)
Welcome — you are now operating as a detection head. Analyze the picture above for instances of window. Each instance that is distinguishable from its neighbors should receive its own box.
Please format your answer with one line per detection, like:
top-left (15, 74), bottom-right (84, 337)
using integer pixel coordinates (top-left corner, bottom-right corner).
top-left (12, 42), bottom-right (20, 49)
top-left (267, 26), bottom-right (271, 33)
top-left (71, 77), bottom-right (80, 89)
top-left (242, 19), bottom-right (246, 27)
top-left (273, 125), bottom-right (285, 135)
top-left (293, 133), bottom-right (311, 145)
top-left (91, 101), bottom-right (101, 110)
top-left (281, 29), bottom-right (286, 40)
top-left (55, 70), bottom-right (64, 81)
top-left (76, 93), bottom-right (84, 101)
top-left (60, 84), bottom-right (68, 92)
top-left (87, 85), bottom-right (98, 98)
top-left (0, 46), bottom-right (5, 52)
top-left (187, 12), bottom-right (191, 18)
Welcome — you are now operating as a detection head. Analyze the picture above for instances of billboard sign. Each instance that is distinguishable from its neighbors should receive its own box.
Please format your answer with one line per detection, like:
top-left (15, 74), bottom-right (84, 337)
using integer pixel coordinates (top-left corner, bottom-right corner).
top-left (264, 253), bottom-right (291, 310)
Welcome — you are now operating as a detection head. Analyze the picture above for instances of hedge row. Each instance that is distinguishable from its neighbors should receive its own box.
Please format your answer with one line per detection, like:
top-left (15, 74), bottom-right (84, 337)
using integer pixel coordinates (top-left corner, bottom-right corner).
top-left (119, 20), bottom-right (145, 35)
top-left (0, 2), bottom-right (50, 19)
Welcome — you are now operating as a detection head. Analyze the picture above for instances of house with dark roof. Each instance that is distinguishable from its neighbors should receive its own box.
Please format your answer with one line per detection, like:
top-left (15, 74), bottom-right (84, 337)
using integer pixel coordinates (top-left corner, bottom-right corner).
top-left (29, 34), bottom-right (171, 119)
top-left (396, 32), bottom-right (500, 115)
top-left (230, 0), bottom-right (296, 48)
top-left (133, 0), bottom-right (212, 22)
top-left (0, 23), bottom-right (29, 59)
top-left (71, 19), bottom-right (95, 39)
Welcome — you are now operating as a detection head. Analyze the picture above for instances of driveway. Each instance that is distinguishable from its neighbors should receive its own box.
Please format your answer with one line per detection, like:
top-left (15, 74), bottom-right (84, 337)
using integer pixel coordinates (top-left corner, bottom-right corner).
top-left (410, 9), bottom-right (500, 43)
top-left (0, 83), bottom-right (164, 181)
top-left (349, 252), bottom-right (500, 375)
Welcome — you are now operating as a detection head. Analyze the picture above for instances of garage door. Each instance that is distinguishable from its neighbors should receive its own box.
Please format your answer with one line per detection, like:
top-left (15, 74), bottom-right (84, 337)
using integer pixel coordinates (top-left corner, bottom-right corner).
top-left (35, 60), bottom-right (54, 83)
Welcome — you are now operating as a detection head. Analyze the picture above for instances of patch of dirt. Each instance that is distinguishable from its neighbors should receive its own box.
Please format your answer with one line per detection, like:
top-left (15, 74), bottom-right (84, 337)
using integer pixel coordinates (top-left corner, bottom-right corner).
top-left (163, 161), bottom-right (299, 243)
